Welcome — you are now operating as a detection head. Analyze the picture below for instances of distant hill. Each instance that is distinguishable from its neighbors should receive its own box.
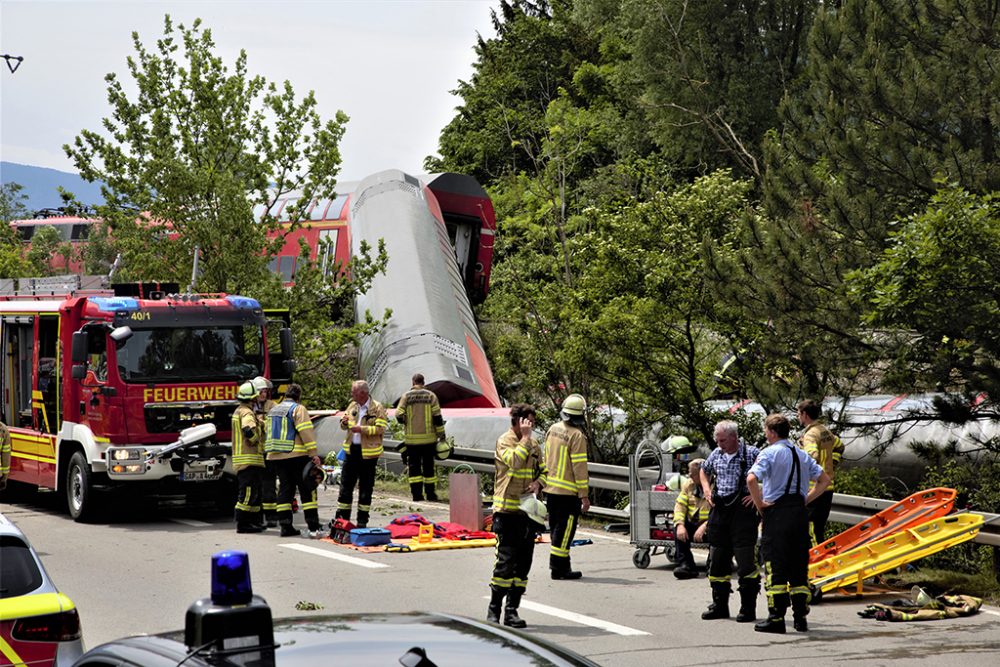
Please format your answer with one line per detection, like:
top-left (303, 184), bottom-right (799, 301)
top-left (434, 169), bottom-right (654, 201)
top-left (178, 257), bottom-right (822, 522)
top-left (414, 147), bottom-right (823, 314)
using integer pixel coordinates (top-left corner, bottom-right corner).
top-left (0, 162), bottom-right (104, 216)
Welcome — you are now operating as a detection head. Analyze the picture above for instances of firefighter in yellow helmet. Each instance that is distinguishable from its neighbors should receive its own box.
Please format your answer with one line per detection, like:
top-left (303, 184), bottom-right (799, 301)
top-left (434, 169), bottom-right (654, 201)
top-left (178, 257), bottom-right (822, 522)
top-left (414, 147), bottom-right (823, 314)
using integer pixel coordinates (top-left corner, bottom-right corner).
top-left (252, 376), bottom-right (278, 527)
top-left (543, 393), bottom-right (590, 580)
top-left (232, 382), bottom-right (266, 533)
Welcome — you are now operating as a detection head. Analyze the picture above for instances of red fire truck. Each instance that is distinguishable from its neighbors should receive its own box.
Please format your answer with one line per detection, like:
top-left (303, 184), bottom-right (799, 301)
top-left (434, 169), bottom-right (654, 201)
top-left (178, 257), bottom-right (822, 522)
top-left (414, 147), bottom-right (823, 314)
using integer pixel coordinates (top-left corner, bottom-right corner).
top-left (0, 277), bottom-right (294, 521)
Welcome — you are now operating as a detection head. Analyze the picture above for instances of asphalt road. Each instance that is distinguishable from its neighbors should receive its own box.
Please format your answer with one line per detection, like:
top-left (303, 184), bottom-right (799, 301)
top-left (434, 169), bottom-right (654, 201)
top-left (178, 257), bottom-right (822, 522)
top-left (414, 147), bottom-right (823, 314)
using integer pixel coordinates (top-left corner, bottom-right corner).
top-left (3, 485), bottom-right (999, 666)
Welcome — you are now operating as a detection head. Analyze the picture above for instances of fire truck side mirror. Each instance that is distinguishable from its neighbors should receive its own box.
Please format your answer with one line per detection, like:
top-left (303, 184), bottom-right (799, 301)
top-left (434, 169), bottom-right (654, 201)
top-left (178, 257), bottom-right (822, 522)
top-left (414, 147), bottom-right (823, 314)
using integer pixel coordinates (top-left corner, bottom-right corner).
top-left (279, 327), bottom-right (294, 358)
top-left (71, 364), bottom-right (87, 380)
top-left (71, 331), bottom-right (89, 364)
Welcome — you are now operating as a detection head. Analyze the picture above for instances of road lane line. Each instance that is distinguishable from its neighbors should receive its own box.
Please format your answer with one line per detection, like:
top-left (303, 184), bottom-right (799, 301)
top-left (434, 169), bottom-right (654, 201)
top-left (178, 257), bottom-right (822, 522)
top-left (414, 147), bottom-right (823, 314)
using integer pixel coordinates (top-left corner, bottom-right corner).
top-left (280, 543), bottom-right (389, 569)
top-left (483, 597), bottom-right (649, 636)
top-left (983, 609), bottom-right (1000, 616)
top-left (170, 518), bottom-right (211, 527)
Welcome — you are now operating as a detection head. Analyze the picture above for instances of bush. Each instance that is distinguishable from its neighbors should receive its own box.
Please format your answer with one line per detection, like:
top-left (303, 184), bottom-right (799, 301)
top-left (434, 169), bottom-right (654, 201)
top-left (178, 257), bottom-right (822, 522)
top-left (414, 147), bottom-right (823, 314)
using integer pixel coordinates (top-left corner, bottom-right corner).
top-left (834, 466), bottom-right (892, 499)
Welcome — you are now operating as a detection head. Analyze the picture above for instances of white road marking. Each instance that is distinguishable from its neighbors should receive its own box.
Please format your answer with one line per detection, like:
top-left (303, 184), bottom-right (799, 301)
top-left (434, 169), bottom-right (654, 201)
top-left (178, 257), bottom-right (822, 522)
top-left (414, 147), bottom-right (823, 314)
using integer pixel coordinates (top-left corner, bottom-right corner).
top-left (576, 528), bottom-right (630, 544)
top-left (982, 609), bottom-right (1000, 616)
top-left (280, 543), bottom-right (389, 569)
top-left (484, 597), bottom-right (649, 636)
top-left (170, 518), bottom-right (211, 527)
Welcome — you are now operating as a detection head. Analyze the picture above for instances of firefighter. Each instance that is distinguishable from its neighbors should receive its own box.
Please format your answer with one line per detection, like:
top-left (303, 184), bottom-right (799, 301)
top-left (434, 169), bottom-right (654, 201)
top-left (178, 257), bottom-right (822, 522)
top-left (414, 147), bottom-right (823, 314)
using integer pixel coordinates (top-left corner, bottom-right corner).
top-left (252, 376), bottom-right (278, 527)
top-left (672, 458), bottom-right (709, 579)
top-left (232, 382), bottom-right (266, 534)
top-left (336, 380), bottom-right (388, 528)
top-left (699, 420), bottom-right (761, 622)
top-left (796, 399), bottom-right (844, 544)
top-left (395, 373), bottom-right (446, 501)
top-left (543, 393), bottom-right (590, 580)
top-left (747, 413), bottom-right (830, 634)
top-left (264, 383), bottom-right (323, 538)
top-left (0, 419), bottom-right (11, 491)
top-left (488, 403), bottom-right (547, 628)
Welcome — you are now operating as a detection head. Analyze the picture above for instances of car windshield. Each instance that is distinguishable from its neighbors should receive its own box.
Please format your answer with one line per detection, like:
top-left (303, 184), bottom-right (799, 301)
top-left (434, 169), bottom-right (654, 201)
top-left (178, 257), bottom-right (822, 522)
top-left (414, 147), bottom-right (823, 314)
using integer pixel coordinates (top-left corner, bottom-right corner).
top-left (116, 326), bottom-right (264, 382)
top-left (0, 536), bottom-right (44, 598)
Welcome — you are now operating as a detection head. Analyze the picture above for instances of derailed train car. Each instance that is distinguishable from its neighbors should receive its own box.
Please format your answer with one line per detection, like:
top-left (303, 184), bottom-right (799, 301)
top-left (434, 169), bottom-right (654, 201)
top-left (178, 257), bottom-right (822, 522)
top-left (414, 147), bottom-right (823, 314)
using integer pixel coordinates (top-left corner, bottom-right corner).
top-left (348, 170), bottom-right (501, 408)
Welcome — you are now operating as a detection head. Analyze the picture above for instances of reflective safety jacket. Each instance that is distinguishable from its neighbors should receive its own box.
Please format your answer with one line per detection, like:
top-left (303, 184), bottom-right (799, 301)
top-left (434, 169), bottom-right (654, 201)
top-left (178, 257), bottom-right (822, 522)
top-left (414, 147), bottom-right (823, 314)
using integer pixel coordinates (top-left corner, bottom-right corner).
top-left (800, 421), bottom-right (844, 491)
top-left (396, 385), bottom-right (445, 445)
top-left (342, 399), bottom-right (388, 459)
top-left (0, 422), bottom-right (10, 478)
top-left (542, 421), bottom-right (589, 498)
top-left (265, 400), bottom-right (317, 460)
top-left (231, 403), bottom-right (265, 471)
top-left (673, 478), bottom-right (709, 525)
top-left (493, 428), bottom-right (547, 513)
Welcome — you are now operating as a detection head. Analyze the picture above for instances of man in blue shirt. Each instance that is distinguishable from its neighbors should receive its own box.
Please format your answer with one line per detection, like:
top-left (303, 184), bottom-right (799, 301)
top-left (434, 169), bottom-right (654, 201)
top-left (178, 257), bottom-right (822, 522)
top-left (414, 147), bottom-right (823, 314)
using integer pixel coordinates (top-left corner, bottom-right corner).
top-left (747, 414), bottom-right (830, 634)
top-left (699, 421), bottom-right (761, 622)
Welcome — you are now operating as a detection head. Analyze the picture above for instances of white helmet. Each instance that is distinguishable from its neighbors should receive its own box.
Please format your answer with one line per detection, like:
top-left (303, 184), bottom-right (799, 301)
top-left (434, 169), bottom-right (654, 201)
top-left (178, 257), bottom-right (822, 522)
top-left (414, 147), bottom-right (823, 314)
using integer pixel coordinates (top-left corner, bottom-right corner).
top-left (251, 376), bottom-right (273, 393)
top-left (519, 495), bottom-right (548, 526)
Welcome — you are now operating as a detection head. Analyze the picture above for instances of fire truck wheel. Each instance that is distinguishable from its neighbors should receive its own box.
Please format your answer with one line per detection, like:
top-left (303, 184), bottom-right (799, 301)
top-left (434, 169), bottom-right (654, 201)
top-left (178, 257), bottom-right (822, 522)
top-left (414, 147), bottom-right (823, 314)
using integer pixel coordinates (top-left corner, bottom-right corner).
top-left (66, 451), bottom-right (96, 522)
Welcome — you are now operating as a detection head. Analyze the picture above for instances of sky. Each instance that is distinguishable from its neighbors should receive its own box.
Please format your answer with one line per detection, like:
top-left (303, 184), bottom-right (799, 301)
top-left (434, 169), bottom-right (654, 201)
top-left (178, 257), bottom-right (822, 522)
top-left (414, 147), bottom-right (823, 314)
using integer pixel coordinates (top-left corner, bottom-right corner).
top-left (0, 0), bottom-right (498, 182)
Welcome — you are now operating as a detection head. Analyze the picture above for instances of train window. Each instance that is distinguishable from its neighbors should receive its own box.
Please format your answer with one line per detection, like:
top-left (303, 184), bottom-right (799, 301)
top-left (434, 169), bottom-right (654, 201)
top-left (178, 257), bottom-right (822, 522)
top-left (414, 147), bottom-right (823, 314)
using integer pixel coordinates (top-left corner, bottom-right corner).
top-left (318, 229), bottom-right (340, 275)
top-left (16, 226), bottom-right (35, 240)
top-left (71, 224), bottom-right (90, 240)
top-left (252, 203), bottom-right (267, 222)
top-left (309, 199), bottom-right (328, 221)
top-left (277, 199), bottom-right (297, 222)
top-left (267, 257), bottom-right (279, 273)
top-left (327, 195), bottom-right (348, 220)
top-left (278, 256), bottom-right (296, 282)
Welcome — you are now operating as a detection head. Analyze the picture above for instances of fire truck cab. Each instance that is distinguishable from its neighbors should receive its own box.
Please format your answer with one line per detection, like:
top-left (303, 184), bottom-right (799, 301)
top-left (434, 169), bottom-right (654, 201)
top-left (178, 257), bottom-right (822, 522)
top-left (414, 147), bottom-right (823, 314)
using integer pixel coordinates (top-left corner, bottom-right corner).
top-left (0, 278), bottom-right (294, 521)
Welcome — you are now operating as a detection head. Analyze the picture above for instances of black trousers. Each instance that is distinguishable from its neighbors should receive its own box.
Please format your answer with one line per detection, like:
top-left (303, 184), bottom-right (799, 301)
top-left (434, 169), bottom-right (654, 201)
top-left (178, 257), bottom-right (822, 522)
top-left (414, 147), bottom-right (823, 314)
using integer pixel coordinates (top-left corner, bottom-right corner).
top-left (491, 512), bottom-right (537, 593)
top-left (261, 458), bottom-right (277, 523)
top-left (273, 456), bottom-right (320, 531)
top-left (336, 445), bottom-right (377, 526)
top-left (808, 489), bottom-right (834, 545)
top-left (234, 467), bottom-right (263, 527)
top-left (406, 444), bottom-right (436, 498)
top-left (674, 520), bottom-right (706, 570)
top-left (547, 494), bottom-right (581, 572)
top-left (760, 494), bottom-right (811, 615)
top-left (706, 494), bottom-right (760, 593)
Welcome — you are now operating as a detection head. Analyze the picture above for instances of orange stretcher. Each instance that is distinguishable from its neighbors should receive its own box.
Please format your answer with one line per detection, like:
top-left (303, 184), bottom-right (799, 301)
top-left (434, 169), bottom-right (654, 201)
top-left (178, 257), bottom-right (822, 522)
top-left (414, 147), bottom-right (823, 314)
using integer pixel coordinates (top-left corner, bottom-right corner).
top-left (809, 512), bottom-right (984, 597)
top-left (809, 487), bottom-right (956, 564)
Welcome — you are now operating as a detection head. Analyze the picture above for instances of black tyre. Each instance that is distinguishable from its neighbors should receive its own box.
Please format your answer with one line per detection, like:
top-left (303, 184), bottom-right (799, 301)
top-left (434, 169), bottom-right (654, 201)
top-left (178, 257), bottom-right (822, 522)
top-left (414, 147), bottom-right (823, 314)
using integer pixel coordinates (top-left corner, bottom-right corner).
top-left (66, 451), bottom-right (96, 522)
top-left (633, 548), bottom-right (651, 569)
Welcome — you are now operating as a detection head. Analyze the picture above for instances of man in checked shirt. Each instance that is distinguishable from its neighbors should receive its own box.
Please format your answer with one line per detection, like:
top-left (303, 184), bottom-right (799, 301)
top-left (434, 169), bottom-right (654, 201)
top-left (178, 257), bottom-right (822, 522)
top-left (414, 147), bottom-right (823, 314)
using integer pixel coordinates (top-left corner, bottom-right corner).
top-left (699, 420), bottom-right (762, 622)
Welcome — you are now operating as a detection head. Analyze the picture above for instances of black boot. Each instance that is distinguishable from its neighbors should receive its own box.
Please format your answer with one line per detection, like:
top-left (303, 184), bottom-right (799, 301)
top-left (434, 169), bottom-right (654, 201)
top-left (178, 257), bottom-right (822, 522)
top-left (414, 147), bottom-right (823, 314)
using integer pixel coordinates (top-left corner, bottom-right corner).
top-left (410, 482), bottom-right (424, 502)
top-left (736, 587), bottom-right (758, 623)
top-left (357, 511), bottom-right (369, 529)
top-left (550, 555), bottom-right (582, 580)
top-left (754, 614), bottom-right (786, 634)
top-left (425, 484), bottom-right (438, 502)
top-left (701, 582), bottom-right (731, 620)
top-left (486, 588), bottom-right (505, 623)
top-left (791, 594), bottom-right (809, 632)
top-left (504, 589), bottom-right (527, 628)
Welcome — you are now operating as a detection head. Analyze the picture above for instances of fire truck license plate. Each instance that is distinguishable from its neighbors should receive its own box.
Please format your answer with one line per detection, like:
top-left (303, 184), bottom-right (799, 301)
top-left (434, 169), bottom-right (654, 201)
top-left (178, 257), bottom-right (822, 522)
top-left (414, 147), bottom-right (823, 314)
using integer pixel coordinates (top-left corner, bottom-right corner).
top-left (180, 465), bottom-right (222, 482)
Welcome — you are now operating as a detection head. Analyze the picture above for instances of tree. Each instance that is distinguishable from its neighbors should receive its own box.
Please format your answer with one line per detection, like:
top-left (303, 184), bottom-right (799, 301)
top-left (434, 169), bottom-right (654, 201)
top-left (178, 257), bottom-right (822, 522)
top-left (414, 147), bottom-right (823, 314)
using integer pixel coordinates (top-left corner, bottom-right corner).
top-left (64, 15), bottom-right (348, 295)
top-left (0, 182), bottom-right (33, 277)
top-left (856, 185), bottom-right (1000, 408)
top-left (63, 15), bottom-right (388, 408)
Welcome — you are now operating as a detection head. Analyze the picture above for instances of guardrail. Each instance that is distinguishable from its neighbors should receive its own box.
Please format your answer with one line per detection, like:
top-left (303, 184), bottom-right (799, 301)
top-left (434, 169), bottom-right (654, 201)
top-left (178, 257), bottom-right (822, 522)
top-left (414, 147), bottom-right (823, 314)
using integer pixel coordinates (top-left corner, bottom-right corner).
top-left (383, 440), bottom-right (1000, 548)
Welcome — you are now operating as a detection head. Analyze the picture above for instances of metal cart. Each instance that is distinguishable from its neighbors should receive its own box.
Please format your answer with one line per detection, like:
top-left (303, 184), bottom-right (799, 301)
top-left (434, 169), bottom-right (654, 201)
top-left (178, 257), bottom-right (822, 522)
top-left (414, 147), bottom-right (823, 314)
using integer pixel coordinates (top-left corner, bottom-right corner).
top-left (628, 439), bottom-right (686, 569)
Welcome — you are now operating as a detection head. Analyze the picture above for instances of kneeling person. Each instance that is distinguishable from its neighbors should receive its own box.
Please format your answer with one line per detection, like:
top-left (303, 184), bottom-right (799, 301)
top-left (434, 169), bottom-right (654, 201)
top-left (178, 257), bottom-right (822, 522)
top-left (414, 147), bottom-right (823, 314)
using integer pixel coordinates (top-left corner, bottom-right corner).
top-left (673, 458), bottom-right (709, 579)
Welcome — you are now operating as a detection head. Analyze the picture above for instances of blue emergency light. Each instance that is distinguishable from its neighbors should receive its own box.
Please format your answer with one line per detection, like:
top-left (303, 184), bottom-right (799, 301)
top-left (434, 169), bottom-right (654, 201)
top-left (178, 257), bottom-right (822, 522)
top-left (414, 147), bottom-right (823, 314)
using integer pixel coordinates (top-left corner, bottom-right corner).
top-left (211, 550), bottom-right (253, 606)
top-left (185, 550), bottom-right (275, 664)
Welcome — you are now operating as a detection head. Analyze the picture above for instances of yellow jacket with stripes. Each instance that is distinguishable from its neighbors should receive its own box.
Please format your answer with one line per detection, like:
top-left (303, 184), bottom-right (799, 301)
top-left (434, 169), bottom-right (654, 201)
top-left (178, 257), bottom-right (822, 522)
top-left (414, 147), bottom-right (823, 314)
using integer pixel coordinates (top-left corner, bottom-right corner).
top-left (673, 478), bottom-right (710, 525)
top-left (0, 422), bottom-right (10, 478)
top-left (265, 401), bottom-right (317, 461)
top-left (493, 428), bottom-right (547, 513)
top-left (396, 386), bottom-right (445, 445)
top-left (542, 421), bottom-right (589, 498)
top-left (800, 421), bottom-right (844, 491)
top-left (342, 399), bottom-right (388, 459)
top-left (231, 403), bottom-right (265, 472)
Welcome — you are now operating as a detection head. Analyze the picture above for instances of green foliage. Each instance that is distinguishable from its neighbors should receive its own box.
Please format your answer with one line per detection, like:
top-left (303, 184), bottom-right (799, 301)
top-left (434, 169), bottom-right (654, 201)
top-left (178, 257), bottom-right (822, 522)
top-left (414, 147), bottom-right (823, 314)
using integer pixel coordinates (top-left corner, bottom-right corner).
top-left (62, 15), bottom-right (388, 408)
top-left (64, 15), bottom-right (348, 295)
top-left (834, 467), bottom-right (892, 500)
top-left (856, 186), bottom-right (1000, 398)
top-left (0, 183), bottom-right (33, 278)
top-left (25, 226), bottom-right (74, 277)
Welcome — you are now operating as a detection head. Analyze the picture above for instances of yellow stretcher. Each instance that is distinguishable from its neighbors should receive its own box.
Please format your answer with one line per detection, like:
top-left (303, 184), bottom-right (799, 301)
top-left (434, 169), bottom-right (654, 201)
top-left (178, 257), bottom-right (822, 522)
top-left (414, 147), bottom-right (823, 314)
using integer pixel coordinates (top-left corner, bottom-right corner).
top-left (384, 538), bottom-right (497, 553)
top-left (809, 513), bottom-right (984, 598)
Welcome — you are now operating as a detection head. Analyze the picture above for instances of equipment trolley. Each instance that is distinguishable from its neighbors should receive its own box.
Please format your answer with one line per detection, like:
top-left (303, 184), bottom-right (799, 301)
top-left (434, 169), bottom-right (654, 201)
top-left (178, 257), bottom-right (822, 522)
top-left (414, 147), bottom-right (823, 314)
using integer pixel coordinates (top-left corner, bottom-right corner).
top-left (628, 438), bottom-right (691, 569)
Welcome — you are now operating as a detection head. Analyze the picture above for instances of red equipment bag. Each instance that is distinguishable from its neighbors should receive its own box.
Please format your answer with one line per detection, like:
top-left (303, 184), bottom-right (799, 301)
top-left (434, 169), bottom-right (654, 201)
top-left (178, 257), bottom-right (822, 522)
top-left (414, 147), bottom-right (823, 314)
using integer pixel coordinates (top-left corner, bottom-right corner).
top-left (330, 518), bottom-right (356, 544)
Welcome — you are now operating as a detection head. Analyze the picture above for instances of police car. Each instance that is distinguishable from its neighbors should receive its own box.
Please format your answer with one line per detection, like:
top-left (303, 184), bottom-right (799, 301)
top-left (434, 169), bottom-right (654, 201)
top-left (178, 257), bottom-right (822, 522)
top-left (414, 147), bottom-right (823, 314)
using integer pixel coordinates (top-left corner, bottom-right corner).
top-left (0, 513), bottom-right (85, 666)
top-left (73, 551), bottom-right (597, 667)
